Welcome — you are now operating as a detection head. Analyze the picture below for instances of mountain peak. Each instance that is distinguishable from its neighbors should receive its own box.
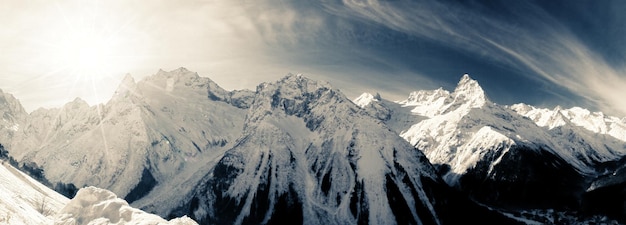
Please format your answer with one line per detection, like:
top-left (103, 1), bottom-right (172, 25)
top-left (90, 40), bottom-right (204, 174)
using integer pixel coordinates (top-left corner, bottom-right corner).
top-left (353, 92), bottom-right (381, 108)
top-left (401, 88), bottom-right (450, 106)
top-left (112, 73), bottom-right (139, 100)
top-left (280, 73), bottom-right (308, 82)
top-left (452, 73), bottom-right (487, 108)
top-left (454, 74), bottom-right (482, 93)
top-left (554, 105), bottom-right (563, 112)
top-left (460, 73), bottom-right (472, 82)
top-left (65, 97), bottom-right (90, 109)
top-left (273, 73), bottom-right (332, 91)
top-left (155, 67), bottom-right (198, 78)
top-left (0, 89), bottom-right (28, 120)
top-left (121, 73), bottom-right (136, 84)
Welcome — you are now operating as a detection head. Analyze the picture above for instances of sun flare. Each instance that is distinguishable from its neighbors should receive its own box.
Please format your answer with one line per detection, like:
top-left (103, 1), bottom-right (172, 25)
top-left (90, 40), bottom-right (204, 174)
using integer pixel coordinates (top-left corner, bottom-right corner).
top-left (58, 33), bottom-right (116, 74)
top-left (27, 1), bottom-right (142, 107)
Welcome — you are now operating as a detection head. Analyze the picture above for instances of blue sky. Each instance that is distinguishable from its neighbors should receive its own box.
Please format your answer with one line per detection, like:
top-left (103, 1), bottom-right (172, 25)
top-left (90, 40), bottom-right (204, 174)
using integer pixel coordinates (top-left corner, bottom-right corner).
top-left (1, 0), bottom-right (625, 116)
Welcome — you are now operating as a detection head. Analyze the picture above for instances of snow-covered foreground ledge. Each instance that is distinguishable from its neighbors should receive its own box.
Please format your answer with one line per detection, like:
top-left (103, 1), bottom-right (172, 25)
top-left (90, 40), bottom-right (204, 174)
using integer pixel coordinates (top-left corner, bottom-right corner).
top-left (54, 186), bottom-right (197, 225)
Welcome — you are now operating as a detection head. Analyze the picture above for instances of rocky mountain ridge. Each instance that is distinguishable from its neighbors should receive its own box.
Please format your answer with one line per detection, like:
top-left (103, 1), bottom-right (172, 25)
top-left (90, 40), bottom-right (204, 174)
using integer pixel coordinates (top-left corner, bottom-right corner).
top-left (1, 69), bottom-right (625, 224)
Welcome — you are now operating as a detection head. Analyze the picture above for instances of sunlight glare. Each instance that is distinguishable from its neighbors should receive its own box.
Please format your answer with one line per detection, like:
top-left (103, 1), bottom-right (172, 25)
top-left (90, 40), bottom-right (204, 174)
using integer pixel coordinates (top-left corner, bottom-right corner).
top-left (61, 35), bottom-right (115, 75)
top-left (29, 1), bottom-right (141, 109)
top-left (59, 33), bottom-right (116, 74)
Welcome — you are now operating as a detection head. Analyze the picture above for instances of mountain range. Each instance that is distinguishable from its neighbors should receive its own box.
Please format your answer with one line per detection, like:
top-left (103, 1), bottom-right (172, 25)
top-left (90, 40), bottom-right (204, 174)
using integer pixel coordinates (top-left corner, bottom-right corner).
top-left (1, 68), bottom-right (625, 224)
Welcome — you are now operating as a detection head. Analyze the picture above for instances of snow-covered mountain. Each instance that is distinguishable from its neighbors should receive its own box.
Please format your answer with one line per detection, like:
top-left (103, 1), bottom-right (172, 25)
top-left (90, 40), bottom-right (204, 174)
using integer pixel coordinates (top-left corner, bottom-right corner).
top-left (2, 70), bottom-right (517, 224)
top-left (355, 74), bottom-right (626, 211)
top-left (510, 103), bottom-right (626, 142)
top-left (168, 74), bottom-right (515, 224)
top-left (0, 89), bottom-right (28, 149)
top-left (4, 68), bottom-right (626, 224)
top-left (7, 68), bottom-right (251, 211)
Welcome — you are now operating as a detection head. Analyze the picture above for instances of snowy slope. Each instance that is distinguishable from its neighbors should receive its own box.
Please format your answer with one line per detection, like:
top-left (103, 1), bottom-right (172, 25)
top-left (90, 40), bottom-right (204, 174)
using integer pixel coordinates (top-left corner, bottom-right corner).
top-left (357, 75), bottom-right (626, 182)
top-left (352, 92), bottom-right (381, 108)
top-left (0, 157), bottom-right (198, 225)
top-left (510, 103), bottom-right (626, 142)
top-left (0, 160), bottom-right (67, 224)
top-left (163, 74), bottom-right (518, 225)
top-left (54, 186), bottom-right (198, 225)
top-left (176, 75), bottom-right (432, 224)
top-left (353, 92), bottom-right (392, 121)
top-left (354, 74), bottom-right (626, 210)
top-left (8, 68), bottom-right (250, 211)
top-left (7, 67), bottom-right (626, 223)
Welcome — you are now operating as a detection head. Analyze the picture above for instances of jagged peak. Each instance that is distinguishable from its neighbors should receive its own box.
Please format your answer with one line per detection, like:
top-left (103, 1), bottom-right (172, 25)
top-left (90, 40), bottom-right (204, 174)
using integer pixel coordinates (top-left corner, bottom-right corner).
top-left (58, 97), bottom-right (91, 112)
top-left (566, 106), bottom-right (591, 116)
top-left (451, 73), bottom-right (487, 107)
top-left (402, 88), bottom-right (450, 105)
top-left (114, 74), bottom-right (137, 93)
top-left (67, 97), bottom-right (89, 106)
top-left (250, 74), bottom-right (344, 122)
top-left (155, 67), bottom-right (198, 78)
top-left (279, 73), bottom-right (308, 82)
top-left (0, 89), bottom-right (27, 113)
top-left (144, 68), bottom-right (213, 94)
top-left (111, 73), bottom-right (140, 101)
top-left (121, 73), bottom-right (136, 83)
top-left (459, 73), bottom-right (473, 83)
top-left (0, 89), bottom-right (16, 100)
top-left (175, 67), bottom-right (189, 72)
top-left (509, 103), bottom-right (535, 114)
top-left (271, 73), bottom-right (332, 91)
top-left (453, 74), bottom-right (484, 95)
top-left (353, 92), bottom-right (381, 108)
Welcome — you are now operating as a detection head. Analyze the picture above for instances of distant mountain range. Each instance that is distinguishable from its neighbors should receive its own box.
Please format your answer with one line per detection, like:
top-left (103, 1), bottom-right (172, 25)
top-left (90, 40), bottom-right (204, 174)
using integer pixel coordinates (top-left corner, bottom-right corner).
top-left (1, 68), bottom-right (625, 224)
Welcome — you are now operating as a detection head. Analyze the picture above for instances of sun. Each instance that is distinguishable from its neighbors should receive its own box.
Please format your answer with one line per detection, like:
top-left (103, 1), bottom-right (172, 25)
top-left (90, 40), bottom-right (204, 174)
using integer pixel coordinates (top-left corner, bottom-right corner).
top-left (37, 24), bottom-right (126, 107)
top-left (37, 9), bottom-right (126, 81)
top-left (56, 32), bottom-right (116, 75)
top-left (29, 1), bottom-right (142, 107)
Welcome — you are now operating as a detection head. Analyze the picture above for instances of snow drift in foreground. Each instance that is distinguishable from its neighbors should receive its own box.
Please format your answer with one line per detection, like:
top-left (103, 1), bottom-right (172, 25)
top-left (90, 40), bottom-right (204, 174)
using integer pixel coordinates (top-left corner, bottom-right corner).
top-left (0, 157), bottom-right (196, 225)
top-left (54, 186), bottom-right (198, 225)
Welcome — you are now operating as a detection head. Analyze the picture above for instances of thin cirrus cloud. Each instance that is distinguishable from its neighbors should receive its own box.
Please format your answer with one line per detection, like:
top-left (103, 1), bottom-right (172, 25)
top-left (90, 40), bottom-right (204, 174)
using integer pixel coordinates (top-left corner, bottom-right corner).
top-left (324, 0), bottom-right (626, 116)
top-left (2, 0), bottom-right (625, 117)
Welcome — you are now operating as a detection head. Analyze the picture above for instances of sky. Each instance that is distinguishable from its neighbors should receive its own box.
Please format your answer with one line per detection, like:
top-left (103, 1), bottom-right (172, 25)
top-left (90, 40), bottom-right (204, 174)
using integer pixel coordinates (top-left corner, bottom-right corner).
top-left (1, 0), bottom-right (625, 117)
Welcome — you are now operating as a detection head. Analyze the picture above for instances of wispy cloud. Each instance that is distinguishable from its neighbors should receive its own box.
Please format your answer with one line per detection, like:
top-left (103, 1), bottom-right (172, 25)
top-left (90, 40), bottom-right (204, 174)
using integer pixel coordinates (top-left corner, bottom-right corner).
top-left (3, 0), bottom-right (624, 116)
top-left (325, 0), bottom-right (626, 116)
